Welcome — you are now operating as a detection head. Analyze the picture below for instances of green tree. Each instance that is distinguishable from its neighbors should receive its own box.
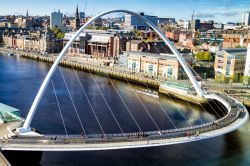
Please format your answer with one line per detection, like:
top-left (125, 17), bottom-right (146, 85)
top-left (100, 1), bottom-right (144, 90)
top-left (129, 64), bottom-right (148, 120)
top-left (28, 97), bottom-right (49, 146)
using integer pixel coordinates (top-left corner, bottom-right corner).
top-left (134, 30), bottom-right (141, 37)
top-left (56, 32), bottom-right (65, 39)
top-left (195, 52), bottom-right (204, 60)
top-left (215, 74), bottom-right (224, 83)
top-left (195, 51), bottom-right (213, 61)
top-left (215, 74), bottom-right (230, 84)
top-left (235, 45), bottom-right (242, 48)
top-left (51, 27), bottom-right (65, 39)
top-left (230, 74), bottom-right (237, 83)
top-left (243, 76), bottom-right (250, 85)
top-left (204, 52), bottom-right (213, 61)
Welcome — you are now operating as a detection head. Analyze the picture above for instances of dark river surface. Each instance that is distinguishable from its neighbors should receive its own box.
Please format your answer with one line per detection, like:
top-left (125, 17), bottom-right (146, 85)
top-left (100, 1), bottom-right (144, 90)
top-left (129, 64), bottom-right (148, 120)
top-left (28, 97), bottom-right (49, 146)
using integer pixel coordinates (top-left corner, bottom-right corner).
top-left (0, 53), bottom-right (250, 166)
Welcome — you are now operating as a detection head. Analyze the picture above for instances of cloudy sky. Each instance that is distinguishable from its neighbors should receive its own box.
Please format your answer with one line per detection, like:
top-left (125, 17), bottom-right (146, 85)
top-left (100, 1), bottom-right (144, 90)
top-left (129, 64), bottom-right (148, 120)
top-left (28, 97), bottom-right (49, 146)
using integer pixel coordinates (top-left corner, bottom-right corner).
top-left (0, 0), bottom-right (249, 23)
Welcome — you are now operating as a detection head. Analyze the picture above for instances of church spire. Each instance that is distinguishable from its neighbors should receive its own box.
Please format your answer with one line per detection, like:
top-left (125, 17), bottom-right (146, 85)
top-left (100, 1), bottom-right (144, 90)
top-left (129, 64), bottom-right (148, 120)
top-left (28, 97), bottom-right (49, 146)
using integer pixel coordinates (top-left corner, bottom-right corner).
top-left (74, 4), bottom-right (80, 30)
top-left (26, 9), bottom-right (29, 18)
top-left (75, 4), bottom-right (79, 19)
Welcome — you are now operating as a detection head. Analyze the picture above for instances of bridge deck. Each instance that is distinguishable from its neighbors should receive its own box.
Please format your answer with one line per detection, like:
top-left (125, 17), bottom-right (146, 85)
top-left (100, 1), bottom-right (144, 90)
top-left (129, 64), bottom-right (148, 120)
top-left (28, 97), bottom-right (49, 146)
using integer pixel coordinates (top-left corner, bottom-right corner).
top-left (1, 95), bottom-right (248, 151)
top-left (0, 115), bottom-right (247, 151)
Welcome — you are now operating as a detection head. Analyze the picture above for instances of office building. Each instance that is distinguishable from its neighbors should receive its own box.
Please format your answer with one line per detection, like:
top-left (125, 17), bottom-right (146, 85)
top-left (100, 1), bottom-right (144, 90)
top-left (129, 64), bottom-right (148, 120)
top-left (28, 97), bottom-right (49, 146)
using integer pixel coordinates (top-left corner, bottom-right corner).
top-left (242, 12), bottom-right (250, 26)
top-left (191, 19), bottom-right (200, 31)
top-left (124, 12), bottom-right (158, 30)
top-left (50, 10), bottom-right (63, 29)
top-left (121, 51), bottom-right (189, 80)
top-left (79, 12), bottom-right (85, 21)
top-left (214, 48), bottom-right (246, 80)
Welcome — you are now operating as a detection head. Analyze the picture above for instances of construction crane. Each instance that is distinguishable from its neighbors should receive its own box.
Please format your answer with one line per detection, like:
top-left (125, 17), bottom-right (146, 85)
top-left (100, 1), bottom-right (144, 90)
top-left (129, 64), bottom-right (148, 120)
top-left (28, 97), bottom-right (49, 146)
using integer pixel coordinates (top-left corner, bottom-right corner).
top-left (191, 10), bottom-right (195, 21)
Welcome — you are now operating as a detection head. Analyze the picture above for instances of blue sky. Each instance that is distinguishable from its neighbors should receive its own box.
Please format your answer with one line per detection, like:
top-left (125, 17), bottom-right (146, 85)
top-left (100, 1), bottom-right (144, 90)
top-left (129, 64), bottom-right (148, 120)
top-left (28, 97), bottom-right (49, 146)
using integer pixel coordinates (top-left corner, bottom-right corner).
top-left (1, 0), bottom-right (250, 23)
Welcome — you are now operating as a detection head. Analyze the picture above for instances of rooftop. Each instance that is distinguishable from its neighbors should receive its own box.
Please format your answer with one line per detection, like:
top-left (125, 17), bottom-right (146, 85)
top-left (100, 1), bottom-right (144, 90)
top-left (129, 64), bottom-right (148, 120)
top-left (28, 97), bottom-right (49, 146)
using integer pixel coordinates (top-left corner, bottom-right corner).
top-left (124, 51), bottom-right (176, 60)
top-left (224, 48), bottom-right (247, 58)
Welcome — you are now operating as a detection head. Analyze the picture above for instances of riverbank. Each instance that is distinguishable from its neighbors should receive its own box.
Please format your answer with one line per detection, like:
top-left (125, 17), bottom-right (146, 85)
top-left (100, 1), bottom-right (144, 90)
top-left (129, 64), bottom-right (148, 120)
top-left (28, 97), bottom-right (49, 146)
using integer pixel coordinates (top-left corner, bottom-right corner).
top-left (0, 48), bottom-right (160, 88)
top-left (0, 47), bottom-right (207, 105)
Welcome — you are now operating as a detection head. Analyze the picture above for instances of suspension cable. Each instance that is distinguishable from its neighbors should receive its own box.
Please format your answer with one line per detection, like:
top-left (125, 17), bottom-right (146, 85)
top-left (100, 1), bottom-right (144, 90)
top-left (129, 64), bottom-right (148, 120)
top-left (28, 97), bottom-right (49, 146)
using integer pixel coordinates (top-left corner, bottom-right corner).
top-left (138, 39), bottom-right (192, 127)
top-left (87, 68), bottom-right (124, 135)
top-left (184, 63), bottom-right (227, 116)
top-left (123, 77), bottom-right (161, 131)
top-left (144, 44), bottom-right (204, 123)
top-left (118, 45), bottom-right (177, 130)
top-left (71, 66), bottom-right (106, 135)
top-left (59, 67), bottom-right (87, 136)
top-left (105, 74), bottom-right (143, 132)
top-left (51, 80), bottom-right (68, 136)
top-left (156, 42), bottom-right (221, 121)
top-left (184, 58), bottom-right (228, 116)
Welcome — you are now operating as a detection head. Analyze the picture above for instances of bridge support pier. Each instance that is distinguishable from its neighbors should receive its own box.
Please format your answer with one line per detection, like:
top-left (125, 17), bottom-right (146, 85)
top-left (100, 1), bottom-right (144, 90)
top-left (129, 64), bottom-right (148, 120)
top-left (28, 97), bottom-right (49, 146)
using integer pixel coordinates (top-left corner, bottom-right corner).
top-left (16, 127), bottom-right (31, 134)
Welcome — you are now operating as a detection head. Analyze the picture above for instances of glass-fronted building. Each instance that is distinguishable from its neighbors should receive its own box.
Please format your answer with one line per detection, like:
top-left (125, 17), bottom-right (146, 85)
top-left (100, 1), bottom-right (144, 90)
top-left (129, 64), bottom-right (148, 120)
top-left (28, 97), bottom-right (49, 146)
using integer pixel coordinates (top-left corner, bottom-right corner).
top-left (0, 103), bottom-right (22, 123)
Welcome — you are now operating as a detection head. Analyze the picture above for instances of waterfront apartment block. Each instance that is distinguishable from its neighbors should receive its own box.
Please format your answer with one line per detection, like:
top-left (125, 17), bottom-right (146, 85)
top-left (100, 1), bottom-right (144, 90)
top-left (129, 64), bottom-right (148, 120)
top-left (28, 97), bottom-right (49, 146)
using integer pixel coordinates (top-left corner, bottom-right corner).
top-left (2, 31), bottom-right (63, 53)
top-left (214, 48), bottom-right (246, 80)
top-left (120, 51), bottom-right (189, 80)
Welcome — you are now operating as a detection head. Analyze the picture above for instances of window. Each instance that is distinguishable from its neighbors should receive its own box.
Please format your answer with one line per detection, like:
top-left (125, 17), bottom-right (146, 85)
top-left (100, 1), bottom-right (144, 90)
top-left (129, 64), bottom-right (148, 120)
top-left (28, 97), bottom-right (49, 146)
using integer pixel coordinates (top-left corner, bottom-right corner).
top-left (131, 61), bottom-right (136, 71)
top-left (168, 67), bottom-right (172, 78)
top-left (148, 64), bottom-right (154, 74)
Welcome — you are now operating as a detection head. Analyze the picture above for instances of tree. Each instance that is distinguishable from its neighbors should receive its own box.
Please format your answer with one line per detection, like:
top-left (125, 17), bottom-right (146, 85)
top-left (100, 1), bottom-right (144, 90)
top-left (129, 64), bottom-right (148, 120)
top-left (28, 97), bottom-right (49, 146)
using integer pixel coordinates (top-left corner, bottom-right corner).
top-left (230, 74), bottom-right (238, 83)
top-left (134, 30), bottom-right (141, 37)
top-left (96, 26), bottom-right (108, 30)
top-left (194, 52), bottom-right (204, 60)
top-left (195, 51), bottom-right (213, 61)
top-left (204, 52), bottom-right (213, 61)
top-left (56, 32), bottom-right (64, 39)
top-left (51, 27), bottom-right (65, 39)
top-left (215, 74), bottom-right (230, 84)
top-left (215, 74), bottom-right (224, 83)
top-left (243, 76), bottom-right (250, 85)
top-left (235, 45), bottom-right (242, 48)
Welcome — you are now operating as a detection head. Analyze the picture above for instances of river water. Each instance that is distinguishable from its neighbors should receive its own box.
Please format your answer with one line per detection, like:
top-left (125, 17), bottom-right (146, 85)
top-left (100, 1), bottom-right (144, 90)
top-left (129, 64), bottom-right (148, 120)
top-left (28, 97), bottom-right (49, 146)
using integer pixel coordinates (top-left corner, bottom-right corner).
top-left (0, 53), bottom-right (249, 166)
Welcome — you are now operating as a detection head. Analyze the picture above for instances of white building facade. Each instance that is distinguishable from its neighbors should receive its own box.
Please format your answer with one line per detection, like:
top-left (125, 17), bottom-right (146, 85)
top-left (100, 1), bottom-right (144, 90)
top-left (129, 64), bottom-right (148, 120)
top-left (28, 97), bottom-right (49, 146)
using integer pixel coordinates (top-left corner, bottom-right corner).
top-left (244, 44), bottom-right (250, 76)
top-left (242, 12), bottom-right (250, 26)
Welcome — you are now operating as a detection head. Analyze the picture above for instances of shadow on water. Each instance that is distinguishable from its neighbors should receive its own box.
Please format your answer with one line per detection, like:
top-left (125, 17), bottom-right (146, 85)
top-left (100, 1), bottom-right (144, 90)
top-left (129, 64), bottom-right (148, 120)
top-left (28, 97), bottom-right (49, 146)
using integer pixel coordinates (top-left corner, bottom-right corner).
top-left (37, 137), bottom-right (225, 166)
top-left (2, 150), bottom-right (43, 166)
top-left (37, 130), bottom-right (244, 166)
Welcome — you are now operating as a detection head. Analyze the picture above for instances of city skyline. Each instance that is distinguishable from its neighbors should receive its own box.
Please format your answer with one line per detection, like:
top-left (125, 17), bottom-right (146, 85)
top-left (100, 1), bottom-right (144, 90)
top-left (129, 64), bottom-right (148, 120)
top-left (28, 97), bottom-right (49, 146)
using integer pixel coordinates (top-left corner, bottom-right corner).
top-left (1, 0), bottom-right (250, 22)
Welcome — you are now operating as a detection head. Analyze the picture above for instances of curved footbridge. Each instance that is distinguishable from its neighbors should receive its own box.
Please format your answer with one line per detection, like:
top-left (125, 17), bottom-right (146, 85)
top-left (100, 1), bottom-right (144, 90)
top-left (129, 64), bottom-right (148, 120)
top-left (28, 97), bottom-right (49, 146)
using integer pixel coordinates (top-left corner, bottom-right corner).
top-left (0, 9), bottom-right (248, 151)
top-left (0, 94), bottom-right (248, 151)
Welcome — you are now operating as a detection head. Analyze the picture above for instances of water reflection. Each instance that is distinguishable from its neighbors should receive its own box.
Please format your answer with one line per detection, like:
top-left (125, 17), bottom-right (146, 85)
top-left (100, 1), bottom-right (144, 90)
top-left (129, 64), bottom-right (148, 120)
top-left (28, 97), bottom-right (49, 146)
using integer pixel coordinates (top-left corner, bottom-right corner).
top-left (0, 53), bottom-right (248, 166)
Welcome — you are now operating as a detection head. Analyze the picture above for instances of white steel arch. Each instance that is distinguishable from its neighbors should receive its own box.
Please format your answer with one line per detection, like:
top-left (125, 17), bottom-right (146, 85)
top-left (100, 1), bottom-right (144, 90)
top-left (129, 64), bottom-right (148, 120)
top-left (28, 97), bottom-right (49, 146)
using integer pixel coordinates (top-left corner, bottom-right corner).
top-left (17, 9), bottom-right (205, 133)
